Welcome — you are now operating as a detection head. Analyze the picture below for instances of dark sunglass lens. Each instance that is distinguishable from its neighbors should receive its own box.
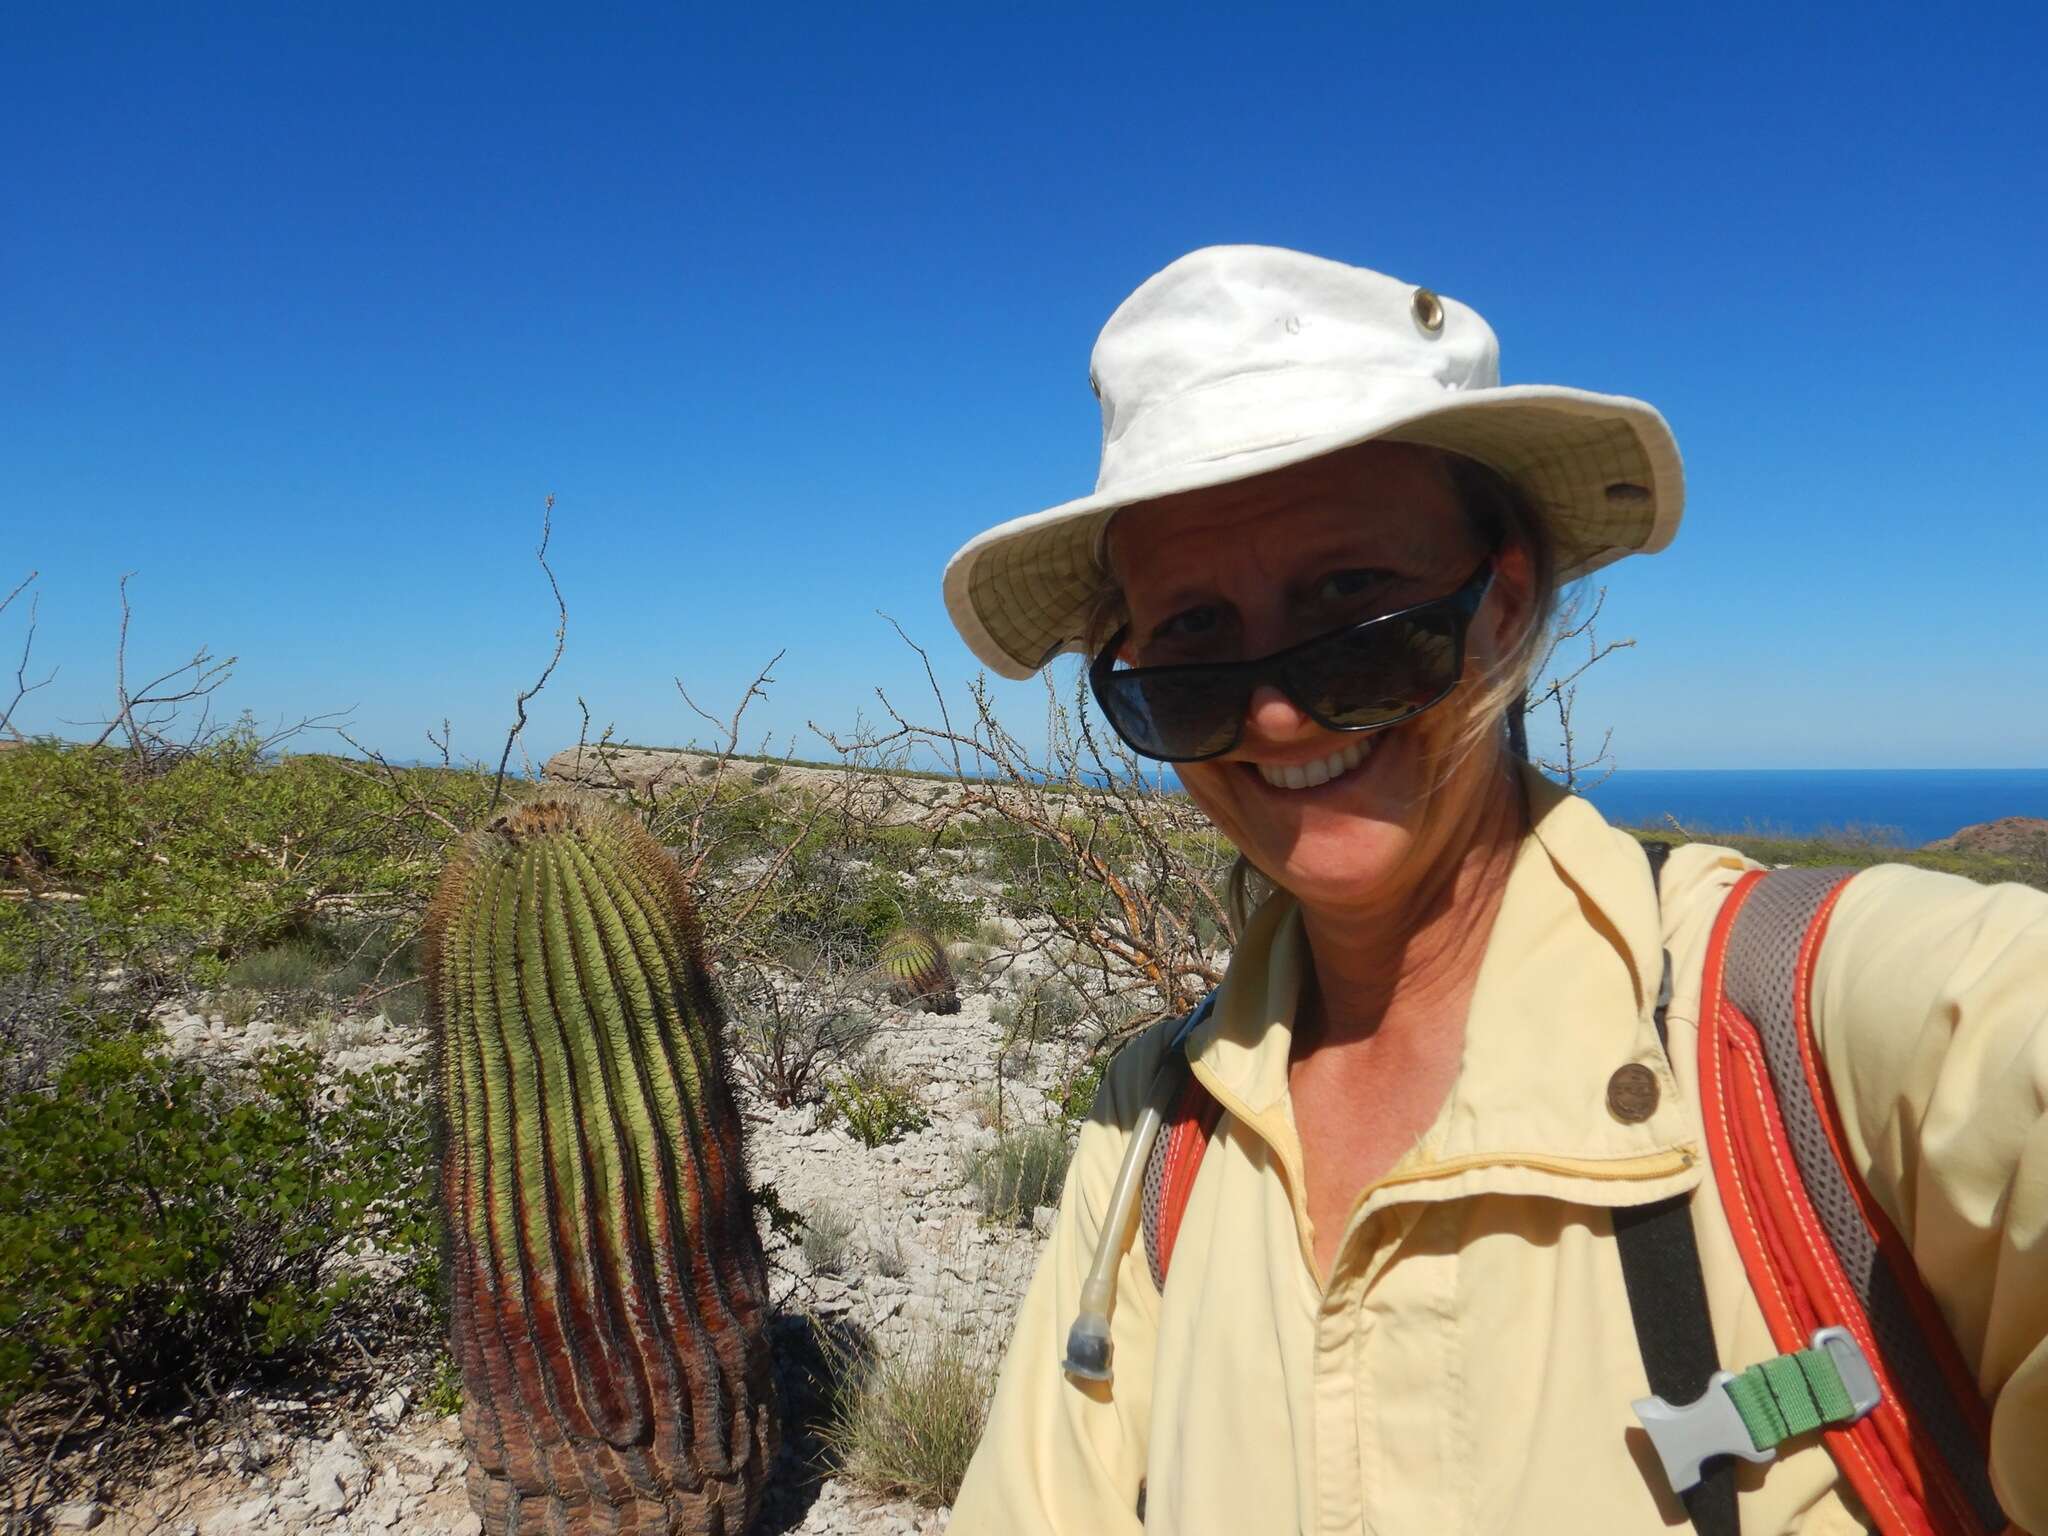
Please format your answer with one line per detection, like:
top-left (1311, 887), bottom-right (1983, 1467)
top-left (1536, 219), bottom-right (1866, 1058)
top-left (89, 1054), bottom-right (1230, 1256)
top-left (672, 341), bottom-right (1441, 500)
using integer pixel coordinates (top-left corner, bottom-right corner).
top-left (1288, 611), bottom-right (1461, 728)
top-left (1099, 668), bottom-right (1242, 760)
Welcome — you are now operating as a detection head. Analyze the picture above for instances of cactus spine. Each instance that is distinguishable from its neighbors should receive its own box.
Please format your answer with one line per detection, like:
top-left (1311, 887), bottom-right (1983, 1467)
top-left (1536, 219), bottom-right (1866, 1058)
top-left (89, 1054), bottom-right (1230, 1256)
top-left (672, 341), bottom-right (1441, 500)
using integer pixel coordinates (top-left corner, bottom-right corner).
top-left (428, 795), bottom-right (777, 1535)
top-left (875, 925), bottom-right (959, 1015)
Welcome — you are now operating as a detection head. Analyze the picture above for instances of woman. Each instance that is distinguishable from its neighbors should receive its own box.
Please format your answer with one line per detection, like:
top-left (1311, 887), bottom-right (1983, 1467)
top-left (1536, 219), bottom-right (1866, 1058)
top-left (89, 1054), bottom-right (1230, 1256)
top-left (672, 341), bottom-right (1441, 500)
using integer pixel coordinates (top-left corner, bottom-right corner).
top-left (937, 247), bottom-right (2046, 1535)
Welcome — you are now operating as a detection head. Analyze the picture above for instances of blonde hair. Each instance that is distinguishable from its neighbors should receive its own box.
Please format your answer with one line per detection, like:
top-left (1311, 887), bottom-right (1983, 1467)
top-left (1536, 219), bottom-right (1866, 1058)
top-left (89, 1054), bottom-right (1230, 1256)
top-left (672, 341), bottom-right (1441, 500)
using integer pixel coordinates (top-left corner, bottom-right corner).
top-left (1081, 447), bottom-right (1562, 939)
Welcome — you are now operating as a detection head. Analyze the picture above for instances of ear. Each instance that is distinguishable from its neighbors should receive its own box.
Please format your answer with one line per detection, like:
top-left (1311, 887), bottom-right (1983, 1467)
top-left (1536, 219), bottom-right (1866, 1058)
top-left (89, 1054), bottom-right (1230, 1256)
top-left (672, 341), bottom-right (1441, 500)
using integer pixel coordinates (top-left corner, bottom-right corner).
top-left (1486, 542), bottom-right (1536, 655)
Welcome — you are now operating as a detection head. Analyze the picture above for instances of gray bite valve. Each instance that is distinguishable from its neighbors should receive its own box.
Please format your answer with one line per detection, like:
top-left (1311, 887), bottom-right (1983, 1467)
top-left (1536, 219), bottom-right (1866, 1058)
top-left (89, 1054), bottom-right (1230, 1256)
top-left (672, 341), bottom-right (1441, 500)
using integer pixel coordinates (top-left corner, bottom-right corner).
top-left (1063, 1307), bottom-right (1114, 1382)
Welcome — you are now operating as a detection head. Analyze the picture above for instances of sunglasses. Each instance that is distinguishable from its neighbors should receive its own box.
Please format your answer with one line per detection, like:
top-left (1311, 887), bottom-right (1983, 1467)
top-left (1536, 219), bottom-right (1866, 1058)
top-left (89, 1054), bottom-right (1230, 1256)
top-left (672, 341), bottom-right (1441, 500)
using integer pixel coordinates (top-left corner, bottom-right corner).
top-left (1088, 556), bottom-right (1497, 764)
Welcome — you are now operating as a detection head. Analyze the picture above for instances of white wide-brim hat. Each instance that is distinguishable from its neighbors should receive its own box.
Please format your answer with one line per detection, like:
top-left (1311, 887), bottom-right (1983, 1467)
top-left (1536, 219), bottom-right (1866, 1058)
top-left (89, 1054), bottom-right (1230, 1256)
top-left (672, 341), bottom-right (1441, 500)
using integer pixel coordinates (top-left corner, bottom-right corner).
top-left (943, 245), bottom-right (1683, 679)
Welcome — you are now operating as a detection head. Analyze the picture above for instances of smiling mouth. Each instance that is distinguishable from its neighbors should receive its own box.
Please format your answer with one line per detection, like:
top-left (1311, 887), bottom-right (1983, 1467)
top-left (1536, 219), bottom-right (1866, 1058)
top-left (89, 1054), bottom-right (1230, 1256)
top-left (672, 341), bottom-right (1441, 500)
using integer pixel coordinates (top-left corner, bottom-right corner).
top-left (1252, 734), bottom-right (1380, 791)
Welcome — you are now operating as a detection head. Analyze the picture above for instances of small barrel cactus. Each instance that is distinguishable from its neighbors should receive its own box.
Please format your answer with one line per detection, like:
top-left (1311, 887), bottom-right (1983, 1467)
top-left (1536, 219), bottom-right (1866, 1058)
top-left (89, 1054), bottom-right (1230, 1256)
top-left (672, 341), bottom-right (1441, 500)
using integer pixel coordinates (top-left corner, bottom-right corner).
top-left (427, 794), bottom-right (778, 1535)
top-left (875, 925), bottom-right (959, 1015)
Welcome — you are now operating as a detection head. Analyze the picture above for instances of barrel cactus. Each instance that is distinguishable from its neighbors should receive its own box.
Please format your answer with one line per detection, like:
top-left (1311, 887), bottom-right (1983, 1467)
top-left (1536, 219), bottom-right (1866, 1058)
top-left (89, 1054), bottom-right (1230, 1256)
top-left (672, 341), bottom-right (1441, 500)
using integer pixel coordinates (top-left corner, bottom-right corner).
top-left (875, 925), bottom-right (959, 1015)
top-left (427, 794), bottom-right (778, 1535)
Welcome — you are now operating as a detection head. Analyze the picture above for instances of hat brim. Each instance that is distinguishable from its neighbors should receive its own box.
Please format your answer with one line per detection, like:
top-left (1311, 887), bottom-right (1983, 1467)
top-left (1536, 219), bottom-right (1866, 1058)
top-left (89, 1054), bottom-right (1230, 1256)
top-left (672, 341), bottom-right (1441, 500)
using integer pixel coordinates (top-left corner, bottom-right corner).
top-left (944, 384), bottom-right (1683, 680)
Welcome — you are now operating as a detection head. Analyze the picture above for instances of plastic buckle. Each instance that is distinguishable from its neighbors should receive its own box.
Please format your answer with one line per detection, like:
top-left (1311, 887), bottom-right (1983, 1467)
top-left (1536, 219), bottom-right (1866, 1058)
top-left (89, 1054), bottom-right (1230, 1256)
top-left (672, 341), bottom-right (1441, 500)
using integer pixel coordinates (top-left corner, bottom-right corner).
top-left (1811, 1325), bottom-right (1883, 1418)
top-left (1633, 1370), bottom-right (1777, 1493)
top-left (1632, 1328), bottom-right (1882, 1495)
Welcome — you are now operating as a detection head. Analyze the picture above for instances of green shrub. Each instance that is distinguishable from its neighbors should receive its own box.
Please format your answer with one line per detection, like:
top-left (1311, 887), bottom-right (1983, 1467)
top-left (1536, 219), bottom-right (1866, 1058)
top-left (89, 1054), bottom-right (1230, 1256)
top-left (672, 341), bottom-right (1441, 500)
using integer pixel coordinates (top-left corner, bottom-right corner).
top-left (1050, 1051), bottom-right (1111, 1125)
top-left (823, 1327), bottom-right (994, 1506)
top-left (800, 1202), bottom-right (857, 1276)
top-left (968, 1122), bottom-right (1073, 1225)
top-left (821, 1056), bottom-right (929, 1148)
top-left (0, 737), bottom-right (481, 983)
top-left (750, 763), bottom-right (783, 786)
top-left (0, 1023), bottom-right (437, 1416)
top-left (423, 1352), bottom-right (464, 1418)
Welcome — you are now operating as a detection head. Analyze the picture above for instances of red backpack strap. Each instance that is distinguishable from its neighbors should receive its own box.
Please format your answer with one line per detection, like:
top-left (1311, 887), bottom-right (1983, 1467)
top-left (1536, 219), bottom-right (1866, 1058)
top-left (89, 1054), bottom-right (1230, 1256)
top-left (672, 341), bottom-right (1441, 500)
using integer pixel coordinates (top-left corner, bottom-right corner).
top-left (1139, 999), bottom-right (1224, 1292)
top-left (1700, 867), bottom-right (2008, 1536)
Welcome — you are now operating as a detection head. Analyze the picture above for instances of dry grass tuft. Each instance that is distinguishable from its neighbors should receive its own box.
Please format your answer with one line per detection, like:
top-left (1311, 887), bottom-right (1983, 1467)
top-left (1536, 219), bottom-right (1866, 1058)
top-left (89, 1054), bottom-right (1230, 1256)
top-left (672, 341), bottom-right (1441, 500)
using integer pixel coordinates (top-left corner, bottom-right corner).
top-left (823, 1326), bottom-right (994, 1506)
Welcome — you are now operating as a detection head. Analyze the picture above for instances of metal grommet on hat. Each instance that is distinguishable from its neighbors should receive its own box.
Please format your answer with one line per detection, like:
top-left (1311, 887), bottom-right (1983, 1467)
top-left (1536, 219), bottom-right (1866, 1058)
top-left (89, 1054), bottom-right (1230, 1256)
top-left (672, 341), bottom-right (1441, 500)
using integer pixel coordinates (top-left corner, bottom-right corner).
top-left (1412, 287), bottom-right (1445, 335)
top-left (1607, 1063), bottom-right (1661, 1123)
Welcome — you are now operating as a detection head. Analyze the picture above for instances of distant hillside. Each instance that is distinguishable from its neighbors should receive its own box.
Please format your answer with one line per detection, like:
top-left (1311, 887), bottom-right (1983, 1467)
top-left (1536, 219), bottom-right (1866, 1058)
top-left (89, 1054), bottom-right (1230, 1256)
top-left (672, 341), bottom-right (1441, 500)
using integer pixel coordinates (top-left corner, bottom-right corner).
top-left (1922, 815), bottom-right (2048, 858)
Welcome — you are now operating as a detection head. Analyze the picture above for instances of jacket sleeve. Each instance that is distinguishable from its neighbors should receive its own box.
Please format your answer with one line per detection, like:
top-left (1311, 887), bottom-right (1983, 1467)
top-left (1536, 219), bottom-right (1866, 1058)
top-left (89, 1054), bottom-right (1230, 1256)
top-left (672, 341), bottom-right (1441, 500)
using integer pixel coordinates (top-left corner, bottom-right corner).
top-left (946, 1031), bottom-right (1165, 1535)
top-left (1810, 863), bottom-right (2048, 1533)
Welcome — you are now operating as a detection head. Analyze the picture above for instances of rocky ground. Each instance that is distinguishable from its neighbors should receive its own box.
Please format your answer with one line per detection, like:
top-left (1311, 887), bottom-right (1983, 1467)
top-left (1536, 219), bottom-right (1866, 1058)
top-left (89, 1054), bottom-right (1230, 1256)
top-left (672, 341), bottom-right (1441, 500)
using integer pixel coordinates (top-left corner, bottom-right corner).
top-left (71, 862), bottom-right (1096, 1535)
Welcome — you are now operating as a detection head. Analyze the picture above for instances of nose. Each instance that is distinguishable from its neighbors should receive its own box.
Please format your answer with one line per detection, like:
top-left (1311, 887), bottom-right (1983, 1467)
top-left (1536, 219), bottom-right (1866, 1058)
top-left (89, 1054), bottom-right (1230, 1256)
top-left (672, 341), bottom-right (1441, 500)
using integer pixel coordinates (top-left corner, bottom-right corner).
top-left (1242, 683), bottom-right (1321, 745)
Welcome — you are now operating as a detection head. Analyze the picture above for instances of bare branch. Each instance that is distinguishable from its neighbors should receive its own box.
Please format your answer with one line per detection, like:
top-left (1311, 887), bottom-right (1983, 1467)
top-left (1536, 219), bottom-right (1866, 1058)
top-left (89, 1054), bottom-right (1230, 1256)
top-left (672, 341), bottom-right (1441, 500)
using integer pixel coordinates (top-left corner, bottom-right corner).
top-left (80, 574), bottom-right (238, 769)
top-left (1526, 584), bottom-right (1634, 790)
top-left (0, 572), bottom-right (57, 739)
top-left (490, 495), bottom-right (566, 812)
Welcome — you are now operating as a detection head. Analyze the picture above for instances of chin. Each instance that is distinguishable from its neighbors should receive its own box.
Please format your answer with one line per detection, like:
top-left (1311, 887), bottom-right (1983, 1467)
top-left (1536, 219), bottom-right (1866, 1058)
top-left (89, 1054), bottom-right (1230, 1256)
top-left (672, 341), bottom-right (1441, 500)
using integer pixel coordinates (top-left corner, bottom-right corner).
top-left (1259, 824), bottom-right (1419, 912)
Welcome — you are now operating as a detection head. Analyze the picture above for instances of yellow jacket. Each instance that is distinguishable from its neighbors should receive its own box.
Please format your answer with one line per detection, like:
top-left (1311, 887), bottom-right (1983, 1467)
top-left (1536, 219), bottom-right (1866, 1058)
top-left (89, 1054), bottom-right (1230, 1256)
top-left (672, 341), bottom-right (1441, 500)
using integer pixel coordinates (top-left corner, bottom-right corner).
top-left (948, 766), bottom-right (2048, 1535)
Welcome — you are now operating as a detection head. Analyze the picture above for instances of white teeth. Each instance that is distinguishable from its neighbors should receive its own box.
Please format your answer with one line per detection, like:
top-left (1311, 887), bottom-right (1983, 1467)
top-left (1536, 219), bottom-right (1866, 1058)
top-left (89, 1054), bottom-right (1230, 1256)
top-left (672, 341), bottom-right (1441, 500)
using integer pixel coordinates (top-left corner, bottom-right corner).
top-left (1256, 736), bottom-right (1374, 790)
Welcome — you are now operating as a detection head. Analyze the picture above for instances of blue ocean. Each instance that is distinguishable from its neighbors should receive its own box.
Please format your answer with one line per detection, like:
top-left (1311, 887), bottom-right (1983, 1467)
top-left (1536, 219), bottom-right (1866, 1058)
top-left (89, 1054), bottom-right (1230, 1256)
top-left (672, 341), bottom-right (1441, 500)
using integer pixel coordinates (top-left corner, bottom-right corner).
top-left (1576, 770), bottom-right (2048, 848)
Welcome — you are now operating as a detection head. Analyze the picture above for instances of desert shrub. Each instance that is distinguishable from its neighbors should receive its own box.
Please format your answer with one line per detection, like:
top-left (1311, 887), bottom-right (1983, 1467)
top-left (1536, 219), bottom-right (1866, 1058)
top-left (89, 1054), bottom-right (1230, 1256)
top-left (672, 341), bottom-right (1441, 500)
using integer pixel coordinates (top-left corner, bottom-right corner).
top-left (224, 937), bottom-right (327, 994)
top-left (751, 763), bottom-right (782, 786)
top-left (0, 1024), bottom-right (438, 1418)
top-left (0, 737), bottom-right (481, 983)
top-left (968, 1122), bottom-right (1074, 1225)
top-left (896, 879), bottom-right (979, 943)
top-left (224, 917), bottom-right (421, 1006)
top-left (992, 976), bottom-right (1085, 1051)
top-left (947, 940), bottom-right (998, 992)
top-left (374, 977), bottom-right (427, 1030)
top-left (800, 1201), bottom-right (857, 1276)
top-left (821, 1056), bottom-right (929, 1148)
top-left (725, 964), bottom-right (876, 1107)
top-left (1050, 1051), bottom-right (1111, 1125)
top-left (824, 1327), bottom-right (994, 1506)
top-left (853, 821), bottom-right (965, 873)
top-left (0, 911), bottom-right (162, 1100)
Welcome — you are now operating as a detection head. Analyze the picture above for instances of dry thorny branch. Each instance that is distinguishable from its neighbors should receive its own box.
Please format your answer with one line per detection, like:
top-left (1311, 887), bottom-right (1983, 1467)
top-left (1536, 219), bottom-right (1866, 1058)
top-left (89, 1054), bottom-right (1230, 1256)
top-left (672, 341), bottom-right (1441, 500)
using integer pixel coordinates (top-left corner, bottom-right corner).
top-left (815, 624), bottom-right (1231, 1024)
top-left (0, 571), bottom-right (57, 742)
top-left (47, 573), bottom-right (348, 771)
top-left (558, 652), bottom-right (858, 964)
top-left (490, 495), bottom-right (566, 811)
top-left (1525, 583), bottom-right (1634, 791)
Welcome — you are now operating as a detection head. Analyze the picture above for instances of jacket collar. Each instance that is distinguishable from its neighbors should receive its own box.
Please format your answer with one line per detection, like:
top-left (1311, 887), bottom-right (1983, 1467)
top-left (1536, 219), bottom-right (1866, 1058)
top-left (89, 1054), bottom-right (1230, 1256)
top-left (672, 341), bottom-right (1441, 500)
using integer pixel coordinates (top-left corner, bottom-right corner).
top-left (1186, 762), bottom-right (1699, 1197)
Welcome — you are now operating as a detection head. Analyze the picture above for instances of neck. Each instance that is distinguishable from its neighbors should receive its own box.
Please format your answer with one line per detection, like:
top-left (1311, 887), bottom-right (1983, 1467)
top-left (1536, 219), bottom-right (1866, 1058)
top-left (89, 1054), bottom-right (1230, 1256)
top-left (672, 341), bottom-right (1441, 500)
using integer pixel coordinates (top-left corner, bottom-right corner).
top-left (1292, 753), bottom-right (1528, 1049)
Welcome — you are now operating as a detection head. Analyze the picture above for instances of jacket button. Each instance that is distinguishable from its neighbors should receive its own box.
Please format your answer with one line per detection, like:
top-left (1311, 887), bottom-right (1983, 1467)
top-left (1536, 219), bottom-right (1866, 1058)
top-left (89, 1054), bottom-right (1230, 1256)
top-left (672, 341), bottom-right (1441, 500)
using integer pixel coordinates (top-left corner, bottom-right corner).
top-left (1606, 1063), bottom-right (1660, 1123)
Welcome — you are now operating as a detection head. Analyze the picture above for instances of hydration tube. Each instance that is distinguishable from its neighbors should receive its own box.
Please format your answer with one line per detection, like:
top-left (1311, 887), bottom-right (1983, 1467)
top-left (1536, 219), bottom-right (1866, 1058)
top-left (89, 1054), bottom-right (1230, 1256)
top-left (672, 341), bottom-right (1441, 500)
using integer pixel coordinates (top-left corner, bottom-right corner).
top-left (1061, 994), bottom-right (1215, 1384)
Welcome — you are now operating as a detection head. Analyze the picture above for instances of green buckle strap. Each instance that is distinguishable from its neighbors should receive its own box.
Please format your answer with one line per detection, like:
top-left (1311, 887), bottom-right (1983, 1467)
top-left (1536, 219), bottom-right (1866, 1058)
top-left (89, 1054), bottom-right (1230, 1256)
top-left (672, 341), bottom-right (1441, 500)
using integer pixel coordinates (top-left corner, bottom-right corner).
top-left (1724, 1344), bottom-right (1859, 1450)
top-left (1634, 1327), bottom-right (1884, 1495)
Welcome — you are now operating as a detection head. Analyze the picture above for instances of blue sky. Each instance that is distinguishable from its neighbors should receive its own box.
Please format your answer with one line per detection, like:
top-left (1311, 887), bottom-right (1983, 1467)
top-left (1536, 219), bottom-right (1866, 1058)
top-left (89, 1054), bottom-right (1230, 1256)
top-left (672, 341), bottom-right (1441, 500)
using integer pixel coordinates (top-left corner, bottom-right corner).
top-left (6, 4), bottom-right (2044, 770)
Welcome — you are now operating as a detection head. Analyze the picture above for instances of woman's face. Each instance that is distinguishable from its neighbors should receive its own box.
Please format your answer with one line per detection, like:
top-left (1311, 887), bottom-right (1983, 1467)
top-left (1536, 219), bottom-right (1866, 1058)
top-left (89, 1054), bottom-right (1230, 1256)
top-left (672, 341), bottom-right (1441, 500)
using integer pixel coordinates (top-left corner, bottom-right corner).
top-left (1104, 443), bottom-right (1530, 917)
